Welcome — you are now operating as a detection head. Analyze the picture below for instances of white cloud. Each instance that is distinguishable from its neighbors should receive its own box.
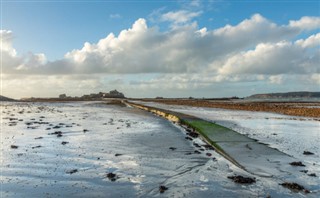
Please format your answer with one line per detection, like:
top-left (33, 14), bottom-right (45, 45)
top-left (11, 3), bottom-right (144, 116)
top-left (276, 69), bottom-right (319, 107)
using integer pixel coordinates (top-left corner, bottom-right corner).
top-left (1, 30), bottom-right (49, 74)
top-left (269, 75), bottom-right (284, 84)
top-left (189, 0), bottom-right (201, 7)
top-left (16, 53), bottom-right (47, 71)
top-left (295, 33), bottom-right (320, 48)
top-left (2, 14), bottom-right (320, 76)
top-left (289, 16), bottom-right (320, 30)
top-left (161, 10), bottom-right (202, 24)
top-left (215, 39), bottom-right (319, 75)
top-left (1, 14), bottom-right (319, 98)
top-left (59, 14), bottom-right (318, 76)
top-left (310, 74), bottom-right (320, 84)
top-left (110, 13), bottom-right (121, 19)
top-left (0, 30), bottom-right (17, 56)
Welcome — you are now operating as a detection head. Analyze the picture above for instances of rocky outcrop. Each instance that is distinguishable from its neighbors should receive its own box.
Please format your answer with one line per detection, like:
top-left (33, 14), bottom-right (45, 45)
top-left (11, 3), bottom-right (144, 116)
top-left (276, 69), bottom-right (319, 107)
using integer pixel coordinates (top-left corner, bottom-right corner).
top-left (0, 95), bottom-right (15, 101)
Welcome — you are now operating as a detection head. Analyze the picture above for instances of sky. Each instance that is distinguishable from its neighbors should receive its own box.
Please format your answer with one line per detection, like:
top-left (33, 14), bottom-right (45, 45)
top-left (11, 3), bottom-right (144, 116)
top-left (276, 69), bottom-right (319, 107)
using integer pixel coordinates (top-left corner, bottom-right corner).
top-left (1, 0), bottom-right (319, 99)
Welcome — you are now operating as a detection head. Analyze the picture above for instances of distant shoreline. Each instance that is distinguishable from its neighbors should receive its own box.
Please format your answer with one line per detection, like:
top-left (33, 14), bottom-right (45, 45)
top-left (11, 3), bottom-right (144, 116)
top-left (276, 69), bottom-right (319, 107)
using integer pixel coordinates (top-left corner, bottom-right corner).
top-left (2, 97), bottom-right (319, 118)
top-left (136, 99), bottom-right (320, 118)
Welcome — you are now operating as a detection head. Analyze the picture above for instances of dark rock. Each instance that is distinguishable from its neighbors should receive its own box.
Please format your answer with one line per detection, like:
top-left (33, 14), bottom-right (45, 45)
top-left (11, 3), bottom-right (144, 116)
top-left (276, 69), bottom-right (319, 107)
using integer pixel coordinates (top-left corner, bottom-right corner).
top-left (159, 185), bottom-right (168, 193)
top-left (303, 151), bottom-right (314, 155)
top-left (185, 137), bottom-right (193, 141)
top-left (245, 144), bottom-right (252, 150)
top-left (10, 145), bottom-right (18, 149)
top-left (289, 161), bottom-right (305, 167)
top-left (280, 182), bottom-right (309, 193)
top-left (169, 147), bottom-right (176, 151)
top-left (61, 141), bottom-right (69, 145)
top-left (228, 175), bottom-right (256, 184)
top-left (106, 172), bottom-right (117, 181)
top-left (187, 132), bottom-right (198, 138)
top-left (115, 154), bottom-right (123, 157)
top-left (193, 143), bottom-right (201, 148)
top-left (203, 145), bottom-right (214, 150)
top-left (8, 123), bottom-right (17, 126)
top-left (32, 145), bottom-right (42, 149)
top-left (194, 150), bottom-right (201, 154)
top-left (83, 129), bottom-right (88, 132)
top-left (206, 153), bottom-right (212, 157)
top-left (66, 169), bottom-right (78, 174)
top-left (49, 131), bottom-right (62, 135)
top-left (35, 137), bottom-right (43, 139)
top-left (308, 173), bottom-right (316, 177)
top-left (305, 189), bottom-right (311, 193)
top-left (300, 170), bottom-right (308, 173)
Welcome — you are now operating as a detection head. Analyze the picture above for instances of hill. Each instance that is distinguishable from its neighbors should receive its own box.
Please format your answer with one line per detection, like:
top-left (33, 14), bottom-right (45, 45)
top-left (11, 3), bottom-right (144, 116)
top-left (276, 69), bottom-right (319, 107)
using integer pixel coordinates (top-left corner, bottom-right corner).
top-left (247, 91), bottom-right (320, 99)
top-left (0, 95), bottom-right (15, 101)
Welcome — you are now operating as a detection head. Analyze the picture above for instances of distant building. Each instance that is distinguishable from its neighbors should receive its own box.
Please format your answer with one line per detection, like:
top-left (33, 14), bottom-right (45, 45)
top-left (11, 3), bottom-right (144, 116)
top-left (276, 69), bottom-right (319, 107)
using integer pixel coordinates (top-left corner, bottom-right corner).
top-left (103, 90), bottom-right (125, 98)
top-left (81, 95), bottom-right (90, 100)
top-left (59, 94), bottom-right (67, 99)
top-left (59, 90), bottom-right (125, 100)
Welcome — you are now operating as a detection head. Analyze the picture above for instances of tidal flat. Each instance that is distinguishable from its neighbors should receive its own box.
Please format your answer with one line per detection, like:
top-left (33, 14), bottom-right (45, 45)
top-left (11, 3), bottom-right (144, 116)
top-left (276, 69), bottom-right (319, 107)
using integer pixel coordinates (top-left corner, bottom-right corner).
top-left (1, 101), bottom-right (319, 197)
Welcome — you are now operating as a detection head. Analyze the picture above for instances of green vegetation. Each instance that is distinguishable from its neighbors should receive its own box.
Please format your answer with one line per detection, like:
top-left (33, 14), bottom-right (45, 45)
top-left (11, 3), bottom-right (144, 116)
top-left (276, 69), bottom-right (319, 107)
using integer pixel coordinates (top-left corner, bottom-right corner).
top-left (185, 120), bottom-right (230, 132)
top-left (180, 119), bottom-right (226, 152)
top-left (181, 119), bottom-right (245, 168)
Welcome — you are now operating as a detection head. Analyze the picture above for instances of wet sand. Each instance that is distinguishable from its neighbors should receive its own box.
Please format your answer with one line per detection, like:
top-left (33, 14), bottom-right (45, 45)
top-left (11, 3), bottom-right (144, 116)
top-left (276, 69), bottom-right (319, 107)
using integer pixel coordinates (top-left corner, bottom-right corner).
top-left (0, 102), bottom-right (254, 197)
top-left (138, 99), bottom-right (320, 118)
top-left (129, 100), bottom-right (320, 196)
top-left (1, 101), bottom-right (319, 197)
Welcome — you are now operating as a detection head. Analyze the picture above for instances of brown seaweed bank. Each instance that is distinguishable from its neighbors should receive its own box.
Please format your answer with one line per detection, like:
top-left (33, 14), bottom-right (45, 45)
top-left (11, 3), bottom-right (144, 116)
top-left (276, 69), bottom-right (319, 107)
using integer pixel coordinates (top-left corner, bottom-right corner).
top-left (140, 99), bottom-right (320, 118)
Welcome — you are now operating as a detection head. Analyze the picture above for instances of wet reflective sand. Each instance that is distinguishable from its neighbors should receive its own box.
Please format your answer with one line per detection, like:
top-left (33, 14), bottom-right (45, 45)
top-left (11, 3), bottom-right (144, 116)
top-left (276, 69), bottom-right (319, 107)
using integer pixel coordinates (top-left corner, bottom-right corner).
top-left (1, 102), bottom-right (319, 197)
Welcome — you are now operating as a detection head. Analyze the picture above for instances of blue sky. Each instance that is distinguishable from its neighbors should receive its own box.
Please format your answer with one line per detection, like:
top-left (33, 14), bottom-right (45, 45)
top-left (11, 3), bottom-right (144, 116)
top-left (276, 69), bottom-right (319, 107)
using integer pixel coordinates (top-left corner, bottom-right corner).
top-left (3, 0), bottom-right (319, 60)
top-left (1, 0), bottom-right (320, 98)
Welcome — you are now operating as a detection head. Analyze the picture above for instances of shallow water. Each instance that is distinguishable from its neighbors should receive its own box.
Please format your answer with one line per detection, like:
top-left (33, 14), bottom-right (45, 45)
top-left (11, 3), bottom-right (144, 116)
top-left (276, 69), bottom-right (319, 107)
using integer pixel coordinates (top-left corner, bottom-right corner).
top-left (0, 101), bottom-right (276, 197)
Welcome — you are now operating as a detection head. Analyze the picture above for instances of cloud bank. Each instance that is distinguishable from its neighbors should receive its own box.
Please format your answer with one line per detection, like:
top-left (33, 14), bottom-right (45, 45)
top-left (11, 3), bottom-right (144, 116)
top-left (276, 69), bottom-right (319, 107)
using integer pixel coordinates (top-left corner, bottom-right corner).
top-left (2, 14), bottom-right (319, 76)
top-left (1, 14), bottom-right (319, 98)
